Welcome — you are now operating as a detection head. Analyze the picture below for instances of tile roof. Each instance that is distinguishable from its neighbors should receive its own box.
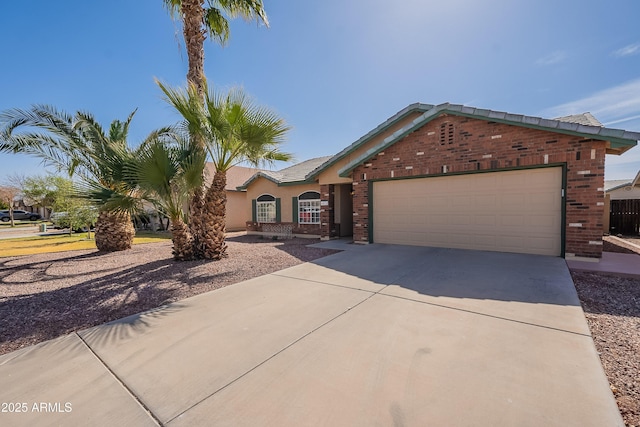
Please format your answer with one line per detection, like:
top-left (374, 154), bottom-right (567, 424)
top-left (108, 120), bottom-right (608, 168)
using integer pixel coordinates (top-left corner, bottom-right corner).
top-left (555, 112), bottom-right (603, 127)
top-left (605, 170), bottom-right (640, 191)
top-left (604, 179), bottom-right (633, 192)
top-left (204, 164), bottom-right (263, 191)
top-left (238, 156), bottom-right (333, 189)
top-left (277, 156), bottom-right (333, 182)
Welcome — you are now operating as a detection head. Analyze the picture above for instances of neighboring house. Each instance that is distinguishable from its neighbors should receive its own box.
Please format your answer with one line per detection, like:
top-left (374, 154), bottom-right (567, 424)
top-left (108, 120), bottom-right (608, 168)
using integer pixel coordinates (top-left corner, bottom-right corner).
top-left (603, 170), bottom-right (640, 233)
top-left (239, 103), bottom-right (640, 259)
top-left (605, 170), bottom-right (640, 200)
top-left (13, 199), bottom-right (49, 219)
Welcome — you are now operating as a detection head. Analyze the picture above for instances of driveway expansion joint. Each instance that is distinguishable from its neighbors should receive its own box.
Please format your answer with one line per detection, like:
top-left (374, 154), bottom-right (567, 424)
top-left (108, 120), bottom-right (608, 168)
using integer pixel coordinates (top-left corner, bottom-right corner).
top-left (76, 332), bottom-right (162, 426)
top-left (269, 272), bottom-right (379, 293)
top-left (165, 283), bottom-right (390, 424)
top-left (378, 292), bottom-right (593, 338)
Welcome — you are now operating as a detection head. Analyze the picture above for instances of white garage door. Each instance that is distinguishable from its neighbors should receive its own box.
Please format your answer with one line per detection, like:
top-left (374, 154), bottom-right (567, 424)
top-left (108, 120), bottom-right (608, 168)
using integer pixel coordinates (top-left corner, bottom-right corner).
top-left (372, 167), bottom-right (562, 256)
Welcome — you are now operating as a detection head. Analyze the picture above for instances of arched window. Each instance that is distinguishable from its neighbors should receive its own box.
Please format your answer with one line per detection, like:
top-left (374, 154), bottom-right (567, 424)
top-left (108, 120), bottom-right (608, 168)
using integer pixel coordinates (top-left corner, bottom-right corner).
top-left (256, 194), bottom-right (276, 223)
top-left (298, 191), bottom-right (321, 224)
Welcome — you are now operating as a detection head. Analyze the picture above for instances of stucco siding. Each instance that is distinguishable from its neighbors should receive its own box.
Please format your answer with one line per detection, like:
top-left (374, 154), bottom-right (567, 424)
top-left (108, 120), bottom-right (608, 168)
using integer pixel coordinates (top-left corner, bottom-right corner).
top-left (608, 187), bottom-right (640, 200)
top-left (245, 177), bottom-right (320, 223)
top-left (317, 112), bottom-right (423, 185)
top-left (226, 191), bottom-right (249, 231)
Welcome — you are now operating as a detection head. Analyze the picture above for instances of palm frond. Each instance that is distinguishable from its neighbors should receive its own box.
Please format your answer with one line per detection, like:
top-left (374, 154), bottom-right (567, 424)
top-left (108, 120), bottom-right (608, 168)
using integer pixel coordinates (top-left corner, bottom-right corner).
top-left (204, 7), bottom-right (230, 45)
top-left (159, 80), bottom-right (291, 174)
top-left (214, 0), bottom-right (269, 27)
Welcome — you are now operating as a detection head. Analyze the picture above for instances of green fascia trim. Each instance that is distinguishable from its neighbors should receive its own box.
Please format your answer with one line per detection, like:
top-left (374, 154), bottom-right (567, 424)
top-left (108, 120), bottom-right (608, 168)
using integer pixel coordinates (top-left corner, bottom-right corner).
top-left (609, 139), bottom-right (639, 151)
top-left (277, 179), bottom-right (315, 187)
top-left (305, 103), bottom-right (433, 181)
top-left (451, 111), bottom-right (638, 153)
top-left (367, 163), bottom-right (568, 256)
top-left (237, 172), bottom-right (283, 190)
top-left (339, 108), bottom-right (639, 177)
top-left (238, 177), bottom-right (316, 190)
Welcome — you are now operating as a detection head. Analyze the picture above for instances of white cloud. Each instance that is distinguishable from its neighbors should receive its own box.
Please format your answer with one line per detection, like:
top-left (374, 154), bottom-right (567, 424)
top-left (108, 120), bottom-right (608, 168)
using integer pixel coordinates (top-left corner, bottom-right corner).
top-left (540, 78), bottom-right (640, 124)
top-left (612, 43), bottom-right (640, 58)
top-left (535, 51), bottom-right (566, 66)
top-left (542, 79), bottom-right (640, 179)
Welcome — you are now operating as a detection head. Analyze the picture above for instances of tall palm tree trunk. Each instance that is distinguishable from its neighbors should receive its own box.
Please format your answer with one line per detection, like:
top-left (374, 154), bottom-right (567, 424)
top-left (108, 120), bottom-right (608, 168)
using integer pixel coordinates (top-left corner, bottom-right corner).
top-left (181, 0), bottom-right (206, 97)
top-left (171, 216), bottom-right (195, 260)
top-left (180, 0), bottom-right (208, 259)
top-left (200, 171), bottom-right (227, 260)
top-left (189, 184), bottom-right (205, 258)
top-left (95, 211), bottom-right (135, 252)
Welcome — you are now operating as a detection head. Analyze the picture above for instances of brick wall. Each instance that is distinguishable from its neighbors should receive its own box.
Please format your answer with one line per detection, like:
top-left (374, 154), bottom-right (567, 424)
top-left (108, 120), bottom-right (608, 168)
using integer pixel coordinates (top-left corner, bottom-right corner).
top-left (246, 222), bottom-right (322, 236)
top-left (350, 114), bottom-right (606, 258)
top-left (320, 184), bottom-right (337, 238)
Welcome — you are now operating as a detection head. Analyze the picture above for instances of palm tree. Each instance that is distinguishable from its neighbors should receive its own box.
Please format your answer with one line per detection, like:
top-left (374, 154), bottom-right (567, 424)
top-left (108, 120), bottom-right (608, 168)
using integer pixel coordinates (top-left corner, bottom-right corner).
top-left (163, 0), bottom-right (269, 95)
top-left (0, 106), bottom-right (159, 251)
top-left (158, 80), bottom-right (291, 259)
top-left (129, 134), bottom-right (206, 260)
top-left (163, 0), bottom-right (270, 253)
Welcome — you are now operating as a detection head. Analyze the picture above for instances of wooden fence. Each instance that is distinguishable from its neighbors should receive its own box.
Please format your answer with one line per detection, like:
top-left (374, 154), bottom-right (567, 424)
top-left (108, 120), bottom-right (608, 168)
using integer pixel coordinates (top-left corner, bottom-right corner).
top-left (609, 199), bottom-right (640, 235)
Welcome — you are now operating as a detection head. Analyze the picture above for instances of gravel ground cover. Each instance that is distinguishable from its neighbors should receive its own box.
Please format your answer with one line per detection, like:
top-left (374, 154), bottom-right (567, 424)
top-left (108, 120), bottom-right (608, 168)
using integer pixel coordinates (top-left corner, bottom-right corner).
top-left (2, 232), bottom-right (638, 425)
top-left (571, 241), bottom-right (640, 427)
top-left (0, 234), bottom-right (337, 355)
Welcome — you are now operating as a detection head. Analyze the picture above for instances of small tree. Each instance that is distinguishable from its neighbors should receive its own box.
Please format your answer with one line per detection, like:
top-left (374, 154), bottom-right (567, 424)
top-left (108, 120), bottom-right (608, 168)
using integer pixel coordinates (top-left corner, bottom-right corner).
top-left (0, 185), bottom-right (20, 226)
top-left (52, 179), bottom-right (97, 237)
top-left (21, 175), bottom-right (67, 217)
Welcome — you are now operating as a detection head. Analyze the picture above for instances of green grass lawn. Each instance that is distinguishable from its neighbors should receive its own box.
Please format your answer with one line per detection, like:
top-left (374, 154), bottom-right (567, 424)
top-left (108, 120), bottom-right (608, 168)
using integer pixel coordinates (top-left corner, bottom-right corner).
top-left (0, 231), bottom-right (172, 257)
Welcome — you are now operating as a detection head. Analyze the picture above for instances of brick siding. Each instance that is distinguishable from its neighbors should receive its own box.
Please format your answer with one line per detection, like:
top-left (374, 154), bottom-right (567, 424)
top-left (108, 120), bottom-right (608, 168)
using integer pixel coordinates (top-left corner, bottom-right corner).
top-left (246, 222), bottom-right (321, 236)
top-left (349, 114), bottom-right (606, 258)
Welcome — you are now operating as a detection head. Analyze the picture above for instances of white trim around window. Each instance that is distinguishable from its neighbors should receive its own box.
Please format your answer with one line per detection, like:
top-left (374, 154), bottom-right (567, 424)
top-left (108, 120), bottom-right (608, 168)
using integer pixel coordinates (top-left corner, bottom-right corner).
top-left (298, 191), bottom-right (321, 224)
top-left (256, 194), bottom-right (276, 223)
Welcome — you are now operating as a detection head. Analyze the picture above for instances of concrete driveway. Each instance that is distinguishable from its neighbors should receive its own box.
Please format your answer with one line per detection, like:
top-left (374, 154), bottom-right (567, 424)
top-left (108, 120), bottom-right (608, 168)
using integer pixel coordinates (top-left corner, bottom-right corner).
top-left (0, 244), bottom-right (622, 426)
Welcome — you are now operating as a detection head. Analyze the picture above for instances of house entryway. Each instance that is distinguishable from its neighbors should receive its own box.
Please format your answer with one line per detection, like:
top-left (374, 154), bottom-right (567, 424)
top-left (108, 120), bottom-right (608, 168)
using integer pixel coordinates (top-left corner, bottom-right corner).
top-left (334, 183), bottom-right (353, 238)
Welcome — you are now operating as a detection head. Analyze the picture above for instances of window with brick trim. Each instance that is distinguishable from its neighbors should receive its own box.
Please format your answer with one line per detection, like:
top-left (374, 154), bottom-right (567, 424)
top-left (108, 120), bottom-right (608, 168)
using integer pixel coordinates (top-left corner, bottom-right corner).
top-left (298, 191), bottom-right (321, 224)
top-left (256, 194), bottom-right (276, 223)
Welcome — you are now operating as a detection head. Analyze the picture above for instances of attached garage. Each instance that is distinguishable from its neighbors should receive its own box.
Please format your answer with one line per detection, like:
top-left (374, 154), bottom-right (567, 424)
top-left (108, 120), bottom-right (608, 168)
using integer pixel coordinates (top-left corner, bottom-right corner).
top-left (372, 167), bottom-right (563, 256)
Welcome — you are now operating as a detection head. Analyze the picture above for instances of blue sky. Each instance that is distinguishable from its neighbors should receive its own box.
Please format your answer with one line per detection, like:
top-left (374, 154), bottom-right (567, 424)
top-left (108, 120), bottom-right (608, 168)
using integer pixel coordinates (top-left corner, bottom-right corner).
top-left (1, 0), bottom-right (640, 181)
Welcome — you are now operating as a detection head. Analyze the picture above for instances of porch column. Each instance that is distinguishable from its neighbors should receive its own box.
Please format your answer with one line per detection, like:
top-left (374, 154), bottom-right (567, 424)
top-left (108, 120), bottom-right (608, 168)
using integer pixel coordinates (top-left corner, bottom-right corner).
top-left (320, 184), bottom-right (336, 239)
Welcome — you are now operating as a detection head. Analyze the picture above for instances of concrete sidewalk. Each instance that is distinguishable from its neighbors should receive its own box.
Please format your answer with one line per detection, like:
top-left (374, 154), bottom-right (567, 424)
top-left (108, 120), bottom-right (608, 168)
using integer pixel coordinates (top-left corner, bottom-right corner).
top-left (0, 245), bottom-right (623, 426)
top-left (566, 251), bottom-right (640, 278)
top-left (0, 225), bottom-right (69, 240)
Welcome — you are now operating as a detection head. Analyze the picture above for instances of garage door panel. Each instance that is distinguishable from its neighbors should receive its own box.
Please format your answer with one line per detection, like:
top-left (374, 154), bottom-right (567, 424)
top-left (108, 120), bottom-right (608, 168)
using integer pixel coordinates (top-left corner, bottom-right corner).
top-left (373, 168), bottom-right (562, 256)
top-left (499, 215), bottom-right (524, 227)
top-left (409, 214), bottom-right (426, 226)
top-left (429, 214), bottom-right (449, 226)
top-left (474, 215), bottom-right (496, 226)
top-left (529, 215), bottom-right (558, 228)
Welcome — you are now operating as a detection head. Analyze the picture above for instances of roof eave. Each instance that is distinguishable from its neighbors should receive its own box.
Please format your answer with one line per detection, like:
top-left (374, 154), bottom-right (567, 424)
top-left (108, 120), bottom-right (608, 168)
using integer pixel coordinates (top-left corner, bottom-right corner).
top-left (237, 172), bottom-right (282, 190)
top-left (338, 107), bottom-right (639, 177)
top-left (277, 179), bottom-right (315, 187)
top-left (305, 103), bottom-right (434, 181)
